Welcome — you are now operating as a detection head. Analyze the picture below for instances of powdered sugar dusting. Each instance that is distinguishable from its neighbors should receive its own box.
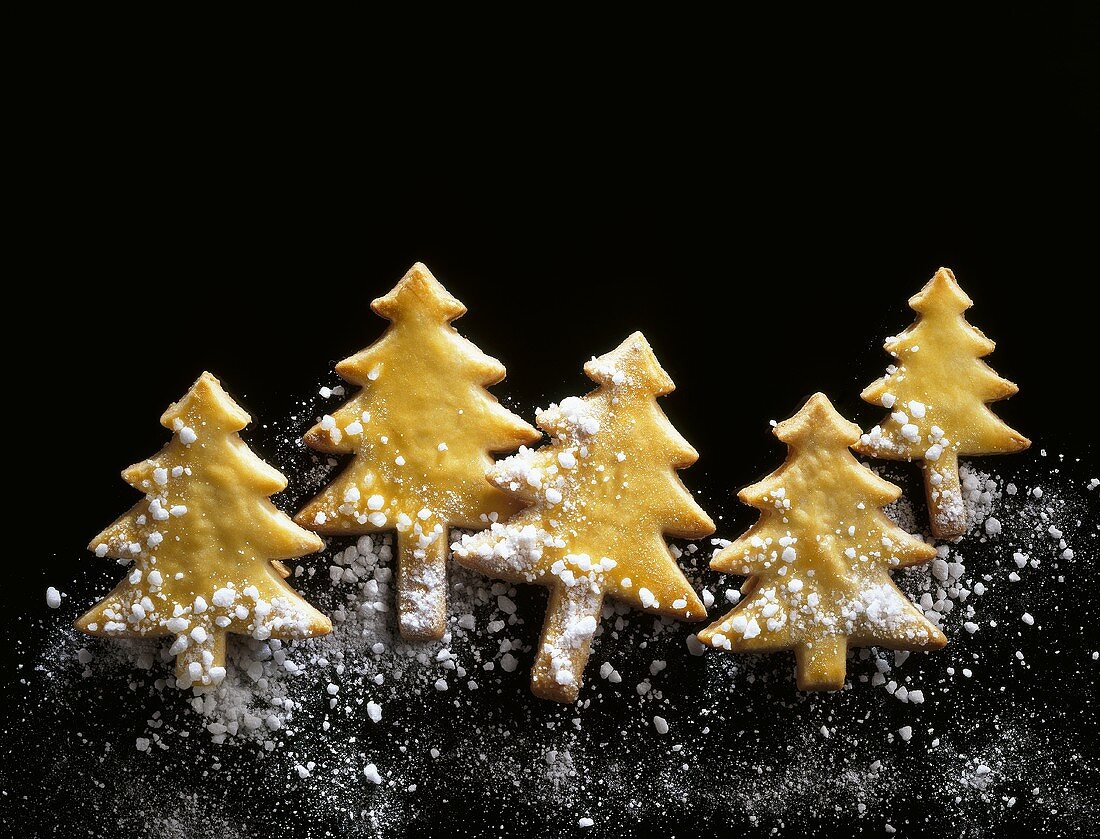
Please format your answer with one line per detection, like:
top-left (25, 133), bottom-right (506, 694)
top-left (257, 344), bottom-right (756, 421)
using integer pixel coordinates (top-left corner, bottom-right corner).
top-left (6, 382), bottom-right (1096, 837)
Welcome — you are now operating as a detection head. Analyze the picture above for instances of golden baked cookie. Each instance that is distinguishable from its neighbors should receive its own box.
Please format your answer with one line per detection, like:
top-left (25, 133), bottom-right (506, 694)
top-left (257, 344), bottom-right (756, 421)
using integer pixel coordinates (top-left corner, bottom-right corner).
top-left (76, 373), bottom-right (330, 689)
top-left (855, 267), bottom-right (1029, 538)
top-left (296, 263), bottom-right (539, 640)
top-left (698, 393), bottom-right (946, 691)
top-left (453, 332), bottom-right (714, 702)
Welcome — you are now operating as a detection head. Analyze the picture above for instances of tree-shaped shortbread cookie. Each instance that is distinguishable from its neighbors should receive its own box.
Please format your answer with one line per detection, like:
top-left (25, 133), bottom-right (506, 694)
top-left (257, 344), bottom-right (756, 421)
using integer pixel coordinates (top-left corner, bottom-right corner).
top-left (855, 268), bottom-right (1029, 538)
top-left (77, 373), bottom-right (330, 689)
top-left (698, 393), bottom-right (946, 691)
top-left (453, 332), bottom-right (714, 702)
top-left (296, 263), bottom-right (539, 640)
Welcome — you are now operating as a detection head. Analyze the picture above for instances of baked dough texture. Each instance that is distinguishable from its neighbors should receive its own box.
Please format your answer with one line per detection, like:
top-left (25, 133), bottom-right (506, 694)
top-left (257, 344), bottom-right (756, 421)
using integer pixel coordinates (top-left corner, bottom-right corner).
top-left (296, 263), bottom-right (539, 640)
top-left (698, 393), bottom-right (946, 691)
top-left (77, 372), bottom-right (330, 690)
top-left (453, 332), bottom-right (714, 702)
top-left (855, 267), bottom-right (1029, 538)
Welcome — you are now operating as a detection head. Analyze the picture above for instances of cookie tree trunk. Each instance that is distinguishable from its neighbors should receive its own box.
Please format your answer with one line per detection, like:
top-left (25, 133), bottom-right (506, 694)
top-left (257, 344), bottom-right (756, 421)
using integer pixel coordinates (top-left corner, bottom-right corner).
top-left (396, 531), bottom-right (448, 641)
top-left (795, 637), bottom-right (848, 692)
top-left (531, 583), bottom-right (606, 703)
top-left (923, 451), bottom-right (964, 539)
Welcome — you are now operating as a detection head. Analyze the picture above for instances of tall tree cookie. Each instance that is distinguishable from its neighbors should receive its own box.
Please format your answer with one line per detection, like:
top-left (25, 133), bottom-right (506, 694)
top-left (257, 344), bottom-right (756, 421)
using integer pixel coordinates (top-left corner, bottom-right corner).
top-left (453, 332), bottom-right (714, 702)
top-left (77, 373), bottom-right (331, 690)
top-left (855, 267), bottom-right (1029, 538)
top-left (296, 263), bottom-right (539, 640)
top-left (698, 393), bottom-right (946, 691)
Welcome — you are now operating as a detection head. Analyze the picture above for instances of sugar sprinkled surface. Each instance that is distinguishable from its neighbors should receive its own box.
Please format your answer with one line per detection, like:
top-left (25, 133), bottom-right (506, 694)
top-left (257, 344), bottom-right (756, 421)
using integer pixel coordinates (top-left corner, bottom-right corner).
top-left (8, 385), bottom-right (1097, 838)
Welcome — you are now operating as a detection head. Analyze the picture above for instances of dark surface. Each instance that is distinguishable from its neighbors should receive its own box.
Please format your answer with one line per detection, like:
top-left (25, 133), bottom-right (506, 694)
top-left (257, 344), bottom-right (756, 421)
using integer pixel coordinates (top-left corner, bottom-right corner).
top-left (3, 12), bottom-right (1098, 838)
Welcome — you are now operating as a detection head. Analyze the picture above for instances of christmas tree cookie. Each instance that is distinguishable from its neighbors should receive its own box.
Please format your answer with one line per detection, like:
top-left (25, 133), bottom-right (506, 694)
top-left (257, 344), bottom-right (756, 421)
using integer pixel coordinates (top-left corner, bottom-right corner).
top-left (77, 373), bottom-right (331, 690)
top-left (296, 263), bottom-right (539, 641)
top-left (855, 267), bottom-right (1029, 538)
top-left (698, 393), bottom-right (946, 691)
top-left (453, 332), bottom-right (714, 703)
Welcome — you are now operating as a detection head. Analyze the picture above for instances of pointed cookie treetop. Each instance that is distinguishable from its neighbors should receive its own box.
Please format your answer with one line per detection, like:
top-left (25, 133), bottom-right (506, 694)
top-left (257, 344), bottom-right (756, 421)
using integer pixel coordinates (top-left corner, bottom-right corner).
top-left (908, 266), bottom-right (975, 315)
top-left (371, 261), bottom-right (468, 321)
top-left (583, 331), bottom-right (676, 396)
top-left (774, 391), bottom-right (862, 446)
top-left (160, 371), bottom-right (251, 433)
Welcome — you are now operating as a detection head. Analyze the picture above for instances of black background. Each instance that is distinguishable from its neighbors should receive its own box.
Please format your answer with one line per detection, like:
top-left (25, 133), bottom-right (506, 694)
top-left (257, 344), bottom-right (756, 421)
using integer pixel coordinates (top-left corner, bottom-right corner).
top-left (3, 8), bottom-right (1098, 838)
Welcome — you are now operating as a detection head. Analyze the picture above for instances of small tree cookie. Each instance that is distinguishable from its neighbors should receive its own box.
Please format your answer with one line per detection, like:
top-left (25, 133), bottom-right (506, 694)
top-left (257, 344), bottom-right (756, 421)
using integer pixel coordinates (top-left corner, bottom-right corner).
top-left (855, 267), bottom-right (1029, 538)
top-left (296, 263), bottom-right (539, 640)
top-left (698, 393), bottom-right (946, 691)
top-left (453, 332), bottom-right (714, 702)
top-left (77, 372), bottom-right (331, 690)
